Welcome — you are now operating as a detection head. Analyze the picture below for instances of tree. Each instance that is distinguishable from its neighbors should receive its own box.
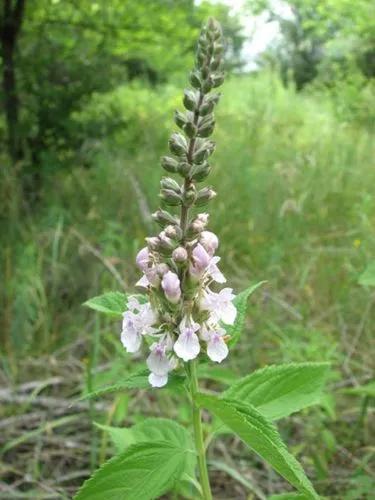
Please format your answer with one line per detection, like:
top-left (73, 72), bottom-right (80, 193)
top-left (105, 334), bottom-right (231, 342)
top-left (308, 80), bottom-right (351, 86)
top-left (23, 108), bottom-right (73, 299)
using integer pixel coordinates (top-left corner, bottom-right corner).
top-left (0, 0), bottom-right (26, 162)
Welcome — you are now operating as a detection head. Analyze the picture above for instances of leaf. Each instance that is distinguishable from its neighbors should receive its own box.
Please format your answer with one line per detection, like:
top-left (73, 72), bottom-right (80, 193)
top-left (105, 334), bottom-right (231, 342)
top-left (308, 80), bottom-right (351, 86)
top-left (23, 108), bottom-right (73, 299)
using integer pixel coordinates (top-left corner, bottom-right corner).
top-left (83, 291), bottom-right (127, 317)
top-left (74, 441), bottom-right (189, 500)
top-left (358, 261), bottom-right (375, 287)
top-left (226, 281), bottom-right (266, 347)
top-left (341, 381), bottom-right (375, 397)
top-left (96, 418), bottom-right (196, 478)
top-left (197, 394), bottom-right (319, 499)
top-left (223, 362), bottom-right (330, 420)
top-left (79, 368), bottom-right (186, 401)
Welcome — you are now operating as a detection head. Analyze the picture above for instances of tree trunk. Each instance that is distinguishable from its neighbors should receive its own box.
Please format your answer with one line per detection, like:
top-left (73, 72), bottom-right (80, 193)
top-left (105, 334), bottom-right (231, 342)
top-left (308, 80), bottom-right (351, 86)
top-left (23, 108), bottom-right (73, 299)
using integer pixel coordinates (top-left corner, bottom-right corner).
top-left (1, 0), bottom-right (26, 162)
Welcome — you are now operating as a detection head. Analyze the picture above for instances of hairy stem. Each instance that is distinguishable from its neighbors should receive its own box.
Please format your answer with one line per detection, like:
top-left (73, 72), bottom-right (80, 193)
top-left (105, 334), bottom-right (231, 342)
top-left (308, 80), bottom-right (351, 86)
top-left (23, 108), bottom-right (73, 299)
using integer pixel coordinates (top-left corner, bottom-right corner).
top-left (189, 360), bottom-right (212, 500)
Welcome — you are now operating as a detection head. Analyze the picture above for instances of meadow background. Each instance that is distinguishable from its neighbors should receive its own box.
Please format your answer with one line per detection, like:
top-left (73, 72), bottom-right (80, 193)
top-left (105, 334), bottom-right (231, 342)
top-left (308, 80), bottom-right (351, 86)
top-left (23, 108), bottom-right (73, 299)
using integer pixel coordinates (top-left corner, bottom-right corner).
top-left (0, 0), bottom-right (374, 498)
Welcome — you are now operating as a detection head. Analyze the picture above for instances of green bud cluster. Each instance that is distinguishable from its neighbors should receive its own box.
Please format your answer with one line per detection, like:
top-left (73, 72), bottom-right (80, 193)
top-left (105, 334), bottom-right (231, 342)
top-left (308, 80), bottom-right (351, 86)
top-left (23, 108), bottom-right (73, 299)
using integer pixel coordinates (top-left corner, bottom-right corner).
top-left (155, 17), bottom-right (225, 241)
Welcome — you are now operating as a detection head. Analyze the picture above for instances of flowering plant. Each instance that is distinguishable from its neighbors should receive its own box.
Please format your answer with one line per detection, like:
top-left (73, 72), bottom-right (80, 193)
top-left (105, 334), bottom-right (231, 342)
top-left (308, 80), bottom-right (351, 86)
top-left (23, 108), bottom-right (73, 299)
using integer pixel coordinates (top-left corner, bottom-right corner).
top-left (76, 19), bottom-right (329, 500)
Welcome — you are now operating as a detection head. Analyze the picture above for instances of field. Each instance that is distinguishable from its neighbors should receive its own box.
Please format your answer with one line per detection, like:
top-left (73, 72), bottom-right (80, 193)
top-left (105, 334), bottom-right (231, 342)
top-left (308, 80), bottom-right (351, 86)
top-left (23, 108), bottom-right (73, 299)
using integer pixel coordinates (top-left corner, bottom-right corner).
top-left (1, 73), bottom-right (374, 498)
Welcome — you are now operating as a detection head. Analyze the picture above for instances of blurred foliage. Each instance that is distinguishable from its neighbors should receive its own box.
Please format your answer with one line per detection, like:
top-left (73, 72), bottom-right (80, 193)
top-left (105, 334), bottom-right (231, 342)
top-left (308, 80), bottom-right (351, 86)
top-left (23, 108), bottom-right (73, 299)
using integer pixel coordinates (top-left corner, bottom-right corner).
top-left (1, 0), bottom-right (244, 172)
top-left (249, 0), bottom-right (375, 90)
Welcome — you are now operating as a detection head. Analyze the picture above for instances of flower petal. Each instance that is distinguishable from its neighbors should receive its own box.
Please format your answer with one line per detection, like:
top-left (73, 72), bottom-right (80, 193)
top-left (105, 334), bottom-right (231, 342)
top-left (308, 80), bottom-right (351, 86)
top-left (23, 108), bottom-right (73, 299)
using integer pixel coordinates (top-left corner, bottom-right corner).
top-left (146, 346), bottom-right (170, 376)
top-left (135, 274), bottom-right (150, 288)
top-left (221, 302), bottom-right (237, 325)
top-left (148, 372), bottom-right (168, 388)
top-left (207, 334), bottom-right (228, 362)
top-left (121, 327), bottom-right (142, 353)
top-left (173, 331), bottom-right (200, 362)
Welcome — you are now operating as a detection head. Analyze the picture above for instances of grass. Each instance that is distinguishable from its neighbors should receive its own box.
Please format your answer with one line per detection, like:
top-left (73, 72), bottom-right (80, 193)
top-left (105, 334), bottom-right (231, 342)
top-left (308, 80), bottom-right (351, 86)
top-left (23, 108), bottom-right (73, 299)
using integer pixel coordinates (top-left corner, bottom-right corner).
top-left (1, 72), bottom-right (374, 498)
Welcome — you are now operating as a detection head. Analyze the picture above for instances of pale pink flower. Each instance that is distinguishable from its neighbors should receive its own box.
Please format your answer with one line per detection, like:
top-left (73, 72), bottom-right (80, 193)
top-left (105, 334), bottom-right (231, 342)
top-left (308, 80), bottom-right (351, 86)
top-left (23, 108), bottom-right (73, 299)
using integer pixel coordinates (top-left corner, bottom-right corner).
top-left (136, 247), bottom-right (149, 271)
top-left (147, 339), bottom-right (176, 388)
top-left (190, 243), bottom-right (226, 283)
top-left (121, 300), bottom-right (157, 353)
top-left (200, 231), bottom-right (219, 256)
top-left (174, 318), bottom-right (200, 361)
top-left (203, 325), bottom-right (229, 362)
top-left (161, 271), bottom-right (181, 303)
top-left (201, 288), bottom-right (237, 325)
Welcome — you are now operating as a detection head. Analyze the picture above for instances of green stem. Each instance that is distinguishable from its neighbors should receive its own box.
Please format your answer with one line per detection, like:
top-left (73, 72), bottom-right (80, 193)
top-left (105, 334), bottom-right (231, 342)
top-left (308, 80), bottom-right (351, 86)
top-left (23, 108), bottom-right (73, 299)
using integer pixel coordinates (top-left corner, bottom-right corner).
top-left (189, 360), bottom-right (212, 500)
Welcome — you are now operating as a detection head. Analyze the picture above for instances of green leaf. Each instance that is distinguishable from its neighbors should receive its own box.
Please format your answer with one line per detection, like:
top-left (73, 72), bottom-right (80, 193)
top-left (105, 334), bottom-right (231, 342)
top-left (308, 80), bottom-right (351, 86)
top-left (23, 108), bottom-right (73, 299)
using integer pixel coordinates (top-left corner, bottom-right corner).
top-left (95, 417), bottom-right (193, 454)
top-left (223, 362), bottom-right (330, 420)
top-left (79, 368), bottom-right (186, 401)
top-left (358, 261), bottom-right (375, 287)
top-left (74, 441), bottom-right (189, 500)
top-left (83, 291), bottom-right (127, 317)
top-left (341, 381), bottom-right (375, 397)
top-left (226, 281), bottom-right (266, 347)
top-left (197, 394), bottom-right (319, 499)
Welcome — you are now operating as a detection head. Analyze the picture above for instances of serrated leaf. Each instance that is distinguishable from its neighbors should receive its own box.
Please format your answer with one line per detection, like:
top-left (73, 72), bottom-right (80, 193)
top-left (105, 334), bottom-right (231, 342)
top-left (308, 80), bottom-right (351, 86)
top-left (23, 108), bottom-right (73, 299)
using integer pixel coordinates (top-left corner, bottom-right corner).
top-left (223, 363), bottom-right (330, 420)
top-left (197, 394), bottom-right (319, 499)
top-left (226, 281), bottom-right (266, 347)
top-left (95, 418), bottom-right (196, 478)
top-left (79, 368), bottom-right (186, 401)
top-left (83, 291), bottom-right (127, 316)
top-left (358, 261), bottom-right (375, 287)
top-left (74, 441), bottom-right (189, 500)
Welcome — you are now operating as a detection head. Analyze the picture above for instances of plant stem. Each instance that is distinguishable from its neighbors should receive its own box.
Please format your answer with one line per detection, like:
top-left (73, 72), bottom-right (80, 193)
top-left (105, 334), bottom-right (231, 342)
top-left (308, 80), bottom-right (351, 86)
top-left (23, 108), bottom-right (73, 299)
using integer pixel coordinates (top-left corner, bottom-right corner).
top-left (189, 360), bottom-right (213, 500)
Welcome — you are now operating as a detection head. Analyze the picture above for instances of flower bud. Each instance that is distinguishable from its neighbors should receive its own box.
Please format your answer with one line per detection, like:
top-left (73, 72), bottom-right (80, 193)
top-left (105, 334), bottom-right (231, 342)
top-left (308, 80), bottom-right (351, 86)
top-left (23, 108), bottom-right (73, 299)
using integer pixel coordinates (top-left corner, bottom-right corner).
top-left (169, 133), bottom-right (188, 156)
top-left (174, 110), bottom-right (187, 129)
top-left (136, 247), bottom-right (149, 271)
top-left (190, 70), bottom-right (202, 89)
top-left (202, 79), bottom-right (213, 94)
top-left (146, 237), bottom-right (160, 250)
top-left (158, 231), bottom-right (176, 251)
top-left (198, 119), bottom-right (215, 138)
top-left (178, 161), bottom-right (191, 177)
top-left (161, 271), bottom-right (181, 304)
top-left (161, 155), bottom-right (179, 173)
top-left (156, 263), bottom-right (169, 276)
top-left (210, 57), bottom-right (221, 71)
top-left (184, 121), bottom-right (197, 138)
top-left (213, 43), bottom-right (224, 56)
top-left (183, 89), bottom-right (199, 111)
top-left (211, 72), bottom-right (225, 88)
top-left (160, 177), bottom-right (181, 193)
top-left (199, 93), bottom-right (220, 116)
top-left (152, 209), bottom-right (179, 227)
top-left (183, 185), bottom-right (197, 207)
top-left (197, 50), bottom-right (207, 66)
top-left (200, 230), bottom-right (219, 256)
top-left (196, 213), bottom-right (209, 224)
top-left (160, 189), bottom-right (182, 206)
top-left (191, 162), bottom-right (211, 181)
top-left (172, 246), bottom-right (188, 263)
top-left (195, 187), bottom-right (217, 206)
top-left (164, 224), bottom-right (182, 240)
top-left (192, 139), bottom-right (215, 163)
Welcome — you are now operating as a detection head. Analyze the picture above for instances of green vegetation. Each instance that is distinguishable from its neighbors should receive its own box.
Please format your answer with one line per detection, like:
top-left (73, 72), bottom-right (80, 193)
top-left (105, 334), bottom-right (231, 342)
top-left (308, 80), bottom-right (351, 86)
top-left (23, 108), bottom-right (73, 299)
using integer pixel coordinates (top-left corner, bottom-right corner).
top-left (1, 0), bottom-right (374, 498)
